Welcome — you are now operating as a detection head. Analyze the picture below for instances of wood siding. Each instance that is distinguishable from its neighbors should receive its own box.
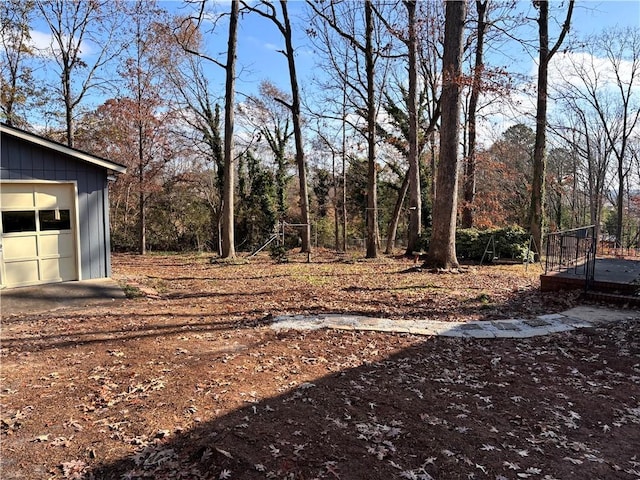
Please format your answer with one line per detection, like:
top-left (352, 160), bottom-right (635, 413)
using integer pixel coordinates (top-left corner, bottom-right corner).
top-left (1, 132), bottom-right (112, 280)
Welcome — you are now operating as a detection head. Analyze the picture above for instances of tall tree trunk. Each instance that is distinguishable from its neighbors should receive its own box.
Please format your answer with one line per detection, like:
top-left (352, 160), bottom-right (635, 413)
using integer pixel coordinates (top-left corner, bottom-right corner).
top-left (280, 0), bottom-right (311, 252)
top-left (616, 162), bottom-right (624, 246)
top-left (342, 69), bottom-right (348, 253)
top-left (528, 2), bottom-right (549, 259)
top-left (332, 150), bottom-right (341, 251)
top-left (424, 0), bottom-right (466, 269)
top-left (65, 100), bottom-right (74, 147)
top-left (63, 67), bottom-right (74, 147)
top-left (405, 0), bottom-right (421, 255)
top-left (365, 1), bottom-right (378, 258)
top-left (138, 136), bottom-right (146, 255)
top-left (136, 20), bottom-right (145, 255)
top-left (528, 0), bottom-right (573, 258)
top-left (462, 0), bottom-right (487, 229)
top-left (385, 170), bottom-right (410, 254)
top-left (221, 0), bottom-right (239, 258)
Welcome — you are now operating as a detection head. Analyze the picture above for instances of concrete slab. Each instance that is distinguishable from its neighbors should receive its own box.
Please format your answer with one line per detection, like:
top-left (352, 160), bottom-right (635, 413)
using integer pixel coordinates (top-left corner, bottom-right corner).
top-left (408, 327), bottom-right (439, 335)
top-left (438, 327), bottom-right (468, 337)
top-left (561, 306), bottom-right (640, 324)
top-left (267, 309), bottom-right (639, 338)
top-left (490, 328), bottom-right (529, 339)
top-left (523, 318), bottom-right (552, 327)
top-left (459, 323), bottom-right (483, 330)
top-left (537, 313), bottom-right (566, 321)
top-left (497, 328), bottom-right (541, 338)
top-left (463, 329), bottom-right (496, 339)
top-left (560, 316), bottom-right (595, 328)
top-left (1, 278), bottom-right (126, 317)
top-left (491, 321), bottom-right (521, 331)
top-left (543, 323), bottom-right (575, 334)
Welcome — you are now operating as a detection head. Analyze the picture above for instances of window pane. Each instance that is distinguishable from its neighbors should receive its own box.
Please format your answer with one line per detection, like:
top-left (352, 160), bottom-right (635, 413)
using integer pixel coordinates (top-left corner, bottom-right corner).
top-left (2, 211), bottom-right (36, 233)
top-left (39, 210), bottom-right (71, 231)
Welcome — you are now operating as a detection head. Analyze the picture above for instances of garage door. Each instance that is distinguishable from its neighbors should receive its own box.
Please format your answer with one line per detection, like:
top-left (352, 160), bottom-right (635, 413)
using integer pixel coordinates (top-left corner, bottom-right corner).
top-left (1, 183), bottom-right (78, 288)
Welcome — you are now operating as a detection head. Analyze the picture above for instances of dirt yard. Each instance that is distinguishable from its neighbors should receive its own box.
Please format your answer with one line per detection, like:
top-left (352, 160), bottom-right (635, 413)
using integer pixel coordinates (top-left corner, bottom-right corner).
top-left (1, 251), bottom-right (639, 479)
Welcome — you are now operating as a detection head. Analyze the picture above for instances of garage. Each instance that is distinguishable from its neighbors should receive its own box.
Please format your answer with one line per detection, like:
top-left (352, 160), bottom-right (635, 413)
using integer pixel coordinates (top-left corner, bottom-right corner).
top-left (1, 123), bottom-right (126, 289)
top-left (1, 182), bottom-right (79, 287)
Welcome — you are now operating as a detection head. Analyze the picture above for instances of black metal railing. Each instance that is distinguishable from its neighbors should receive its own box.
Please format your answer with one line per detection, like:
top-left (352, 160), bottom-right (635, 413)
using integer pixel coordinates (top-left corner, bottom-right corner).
top-left (545, 225), bottom-right (597, 289)
top-left (597, 230), bottom-right (640, 258)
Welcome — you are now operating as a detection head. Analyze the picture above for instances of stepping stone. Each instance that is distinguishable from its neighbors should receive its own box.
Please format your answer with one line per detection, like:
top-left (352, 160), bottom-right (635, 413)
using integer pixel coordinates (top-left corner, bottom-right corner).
top-left (538, 313), bottom-right (566, 321)
top-left (459, 323), bottom-right (483, 330)
top-left (544, 323), bottom-right (574, 333)
top-left (560, 316), bottom-right (594, 328)
top-left (491, 321), bottom-right (521, 330)
top-left (504, 328), bottom-right (545, 338)
top-left (463, 329), bottom-right (496, 338)
top-left (438, 328), bottom-right (467, 337)
top-left (523, 318), bottom-right (552, 328)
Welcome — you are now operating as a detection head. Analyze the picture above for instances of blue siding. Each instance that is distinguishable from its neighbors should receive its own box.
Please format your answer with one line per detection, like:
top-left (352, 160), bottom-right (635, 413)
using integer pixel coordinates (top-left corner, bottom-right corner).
top-left (1, 132), bottom-right (113, 281)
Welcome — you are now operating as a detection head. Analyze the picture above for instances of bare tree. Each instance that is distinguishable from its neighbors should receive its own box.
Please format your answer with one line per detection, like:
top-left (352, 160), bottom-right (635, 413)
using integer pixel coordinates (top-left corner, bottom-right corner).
top-left (461, 0), bottom-right (488, 228)
top-left (239, 1), bottom-right (312, 252)
top-left (424, 0), bottom-right (466, 269)
top-left (221, 0), bottom-right (239, 258)
top-left (595, 28), bottom-right (638, 245)
top-left (240, 81), bottom-right (295, 218)
top-left (165, 44), bottom-right (225, 253)
top-left (376, 0), bottom-right (443, 254)
top-left (528, 0), bottom-right (574, 257)
top-left (176, 1), bottom-right (240, 258)
top-left (119, 0), bottom-right (179, 255)
top-left (308, 128), bottom-right (342, 251)
top-left (559, 107), bottom-right (613, 233)
top-left (554, 27), bottom-right (640, 244)
top-left (72, 1), bottom-right (180, 255)
top-left (307, 0), bottom-right (394, 258)
top-left (1, 0), bottom-right (40, 127)
top-left (35, 0), bottom-right (121, 147)
top-left (404, 1), bottom-right (421, 255)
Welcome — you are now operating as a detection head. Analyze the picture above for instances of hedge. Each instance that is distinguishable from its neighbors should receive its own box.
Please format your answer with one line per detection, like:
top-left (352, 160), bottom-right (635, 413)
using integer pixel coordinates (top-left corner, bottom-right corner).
top-left (418, 225), bottom-right (533, 262)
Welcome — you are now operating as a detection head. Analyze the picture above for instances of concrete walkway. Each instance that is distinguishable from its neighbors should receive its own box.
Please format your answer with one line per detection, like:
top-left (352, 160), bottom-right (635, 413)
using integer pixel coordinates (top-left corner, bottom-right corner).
top-left (271, 306), bottom-right (640, 338)
top-left (0, 278), bottom-right (126, 317)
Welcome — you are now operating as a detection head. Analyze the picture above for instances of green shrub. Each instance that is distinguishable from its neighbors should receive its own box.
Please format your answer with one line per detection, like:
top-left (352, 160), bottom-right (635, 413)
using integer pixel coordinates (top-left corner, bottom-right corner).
top-left (269, 243), bottom-right (289, 263)
top-left (418, 225), bottom-right (533, 262)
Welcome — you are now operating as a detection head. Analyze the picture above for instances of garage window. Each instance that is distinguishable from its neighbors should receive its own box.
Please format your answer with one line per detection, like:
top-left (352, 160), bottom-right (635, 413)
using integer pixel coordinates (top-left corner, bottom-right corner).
top-left (39, 209), bottom-right (71, 231)
top-left (2, 211), bottom-right (36, 233)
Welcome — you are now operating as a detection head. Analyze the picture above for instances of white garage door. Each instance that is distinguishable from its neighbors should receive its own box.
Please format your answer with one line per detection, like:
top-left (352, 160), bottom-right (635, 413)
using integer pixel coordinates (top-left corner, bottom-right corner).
top-left (1, 182), bottom-right (78, 288)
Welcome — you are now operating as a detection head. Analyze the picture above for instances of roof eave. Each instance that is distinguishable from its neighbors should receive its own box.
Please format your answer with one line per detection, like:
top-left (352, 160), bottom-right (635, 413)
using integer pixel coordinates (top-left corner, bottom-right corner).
top-left (1, 123), bottom-right (127, 175)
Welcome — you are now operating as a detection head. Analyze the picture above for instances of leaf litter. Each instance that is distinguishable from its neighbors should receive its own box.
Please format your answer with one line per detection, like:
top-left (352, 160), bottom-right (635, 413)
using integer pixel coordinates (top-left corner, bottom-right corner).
top-left (0, 251), bottom-right (638, 479)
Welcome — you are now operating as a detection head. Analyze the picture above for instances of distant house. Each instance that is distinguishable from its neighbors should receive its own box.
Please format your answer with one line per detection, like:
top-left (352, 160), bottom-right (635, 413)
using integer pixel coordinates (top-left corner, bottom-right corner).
top-left (0, 123), bottom-right (126, 288)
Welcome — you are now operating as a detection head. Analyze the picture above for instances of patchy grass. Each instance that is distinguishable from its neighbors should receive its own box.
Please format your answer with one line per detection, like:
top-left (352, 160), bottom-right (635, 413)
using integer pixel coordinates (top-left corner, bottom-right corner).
top-left (119, 282), bottom-right (144, 299)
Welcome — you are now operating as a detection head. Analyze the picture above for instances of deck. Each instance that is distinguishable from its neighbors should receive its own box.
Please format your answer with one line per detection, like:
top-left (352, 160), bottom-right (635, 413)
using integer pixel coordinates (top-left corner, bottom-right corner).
top-left (541, 258), bottom-right (640, 297)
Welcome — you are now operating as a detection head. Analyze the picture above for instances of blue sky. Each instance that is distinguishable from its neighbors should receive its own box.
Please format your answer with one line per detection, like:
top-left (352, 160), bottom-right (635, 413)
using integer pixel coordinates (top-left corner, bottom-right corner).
top-left (171, 0), bottom-right (640, 102)
top-left (571, 0), bottom-right (640, 35)
top-left (26, 0), bottom-right (640, 123)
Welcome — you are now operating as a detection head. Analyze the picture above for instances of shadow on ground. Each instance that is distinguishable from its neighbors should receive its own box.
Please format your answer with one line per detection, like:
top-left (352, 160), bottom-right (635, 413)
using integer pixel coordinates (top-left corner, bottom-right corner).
top-left (82, 321), bottom-right (640, 480)
top-left (0, 278), bottom-right (126, 316)
top-left (3, 254), bottom-right (638, 479)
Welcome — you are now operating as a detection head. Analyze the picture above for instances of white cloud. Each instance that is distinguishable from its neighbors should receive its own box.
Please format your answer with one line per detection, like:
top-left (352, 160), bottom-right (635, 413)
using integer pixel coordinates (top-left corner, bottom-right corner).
top-left (264, 42), bottom-right (281, 51)
top-left (531, 50), bottom-right (640, 94)
top-left (479, 48), bottom-right (639, 145)
top-left (28, 30), bottom-right (54, 52)
top-left (477, 87), bottom-right (537, 146)
top-left (29, 29), bottom-right (97, 59)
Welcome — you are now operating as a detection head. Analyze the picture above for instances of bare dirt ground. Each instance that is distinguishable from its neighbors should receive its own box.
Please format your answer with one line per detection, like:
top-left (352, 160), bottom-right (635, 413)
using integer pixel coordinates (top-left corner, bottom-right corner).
top-left (1, 251), bottom-right (639, 480)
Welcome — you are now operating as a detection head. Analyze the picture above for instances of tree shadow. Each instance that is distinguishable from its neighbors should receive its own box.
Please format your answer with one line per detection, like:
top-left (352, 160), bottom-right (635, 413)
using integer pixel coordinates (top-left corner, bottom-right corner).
top-left (82, 323), bottom-right (639, 480)
top-left (1, 277), bottom-right (580, 353)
